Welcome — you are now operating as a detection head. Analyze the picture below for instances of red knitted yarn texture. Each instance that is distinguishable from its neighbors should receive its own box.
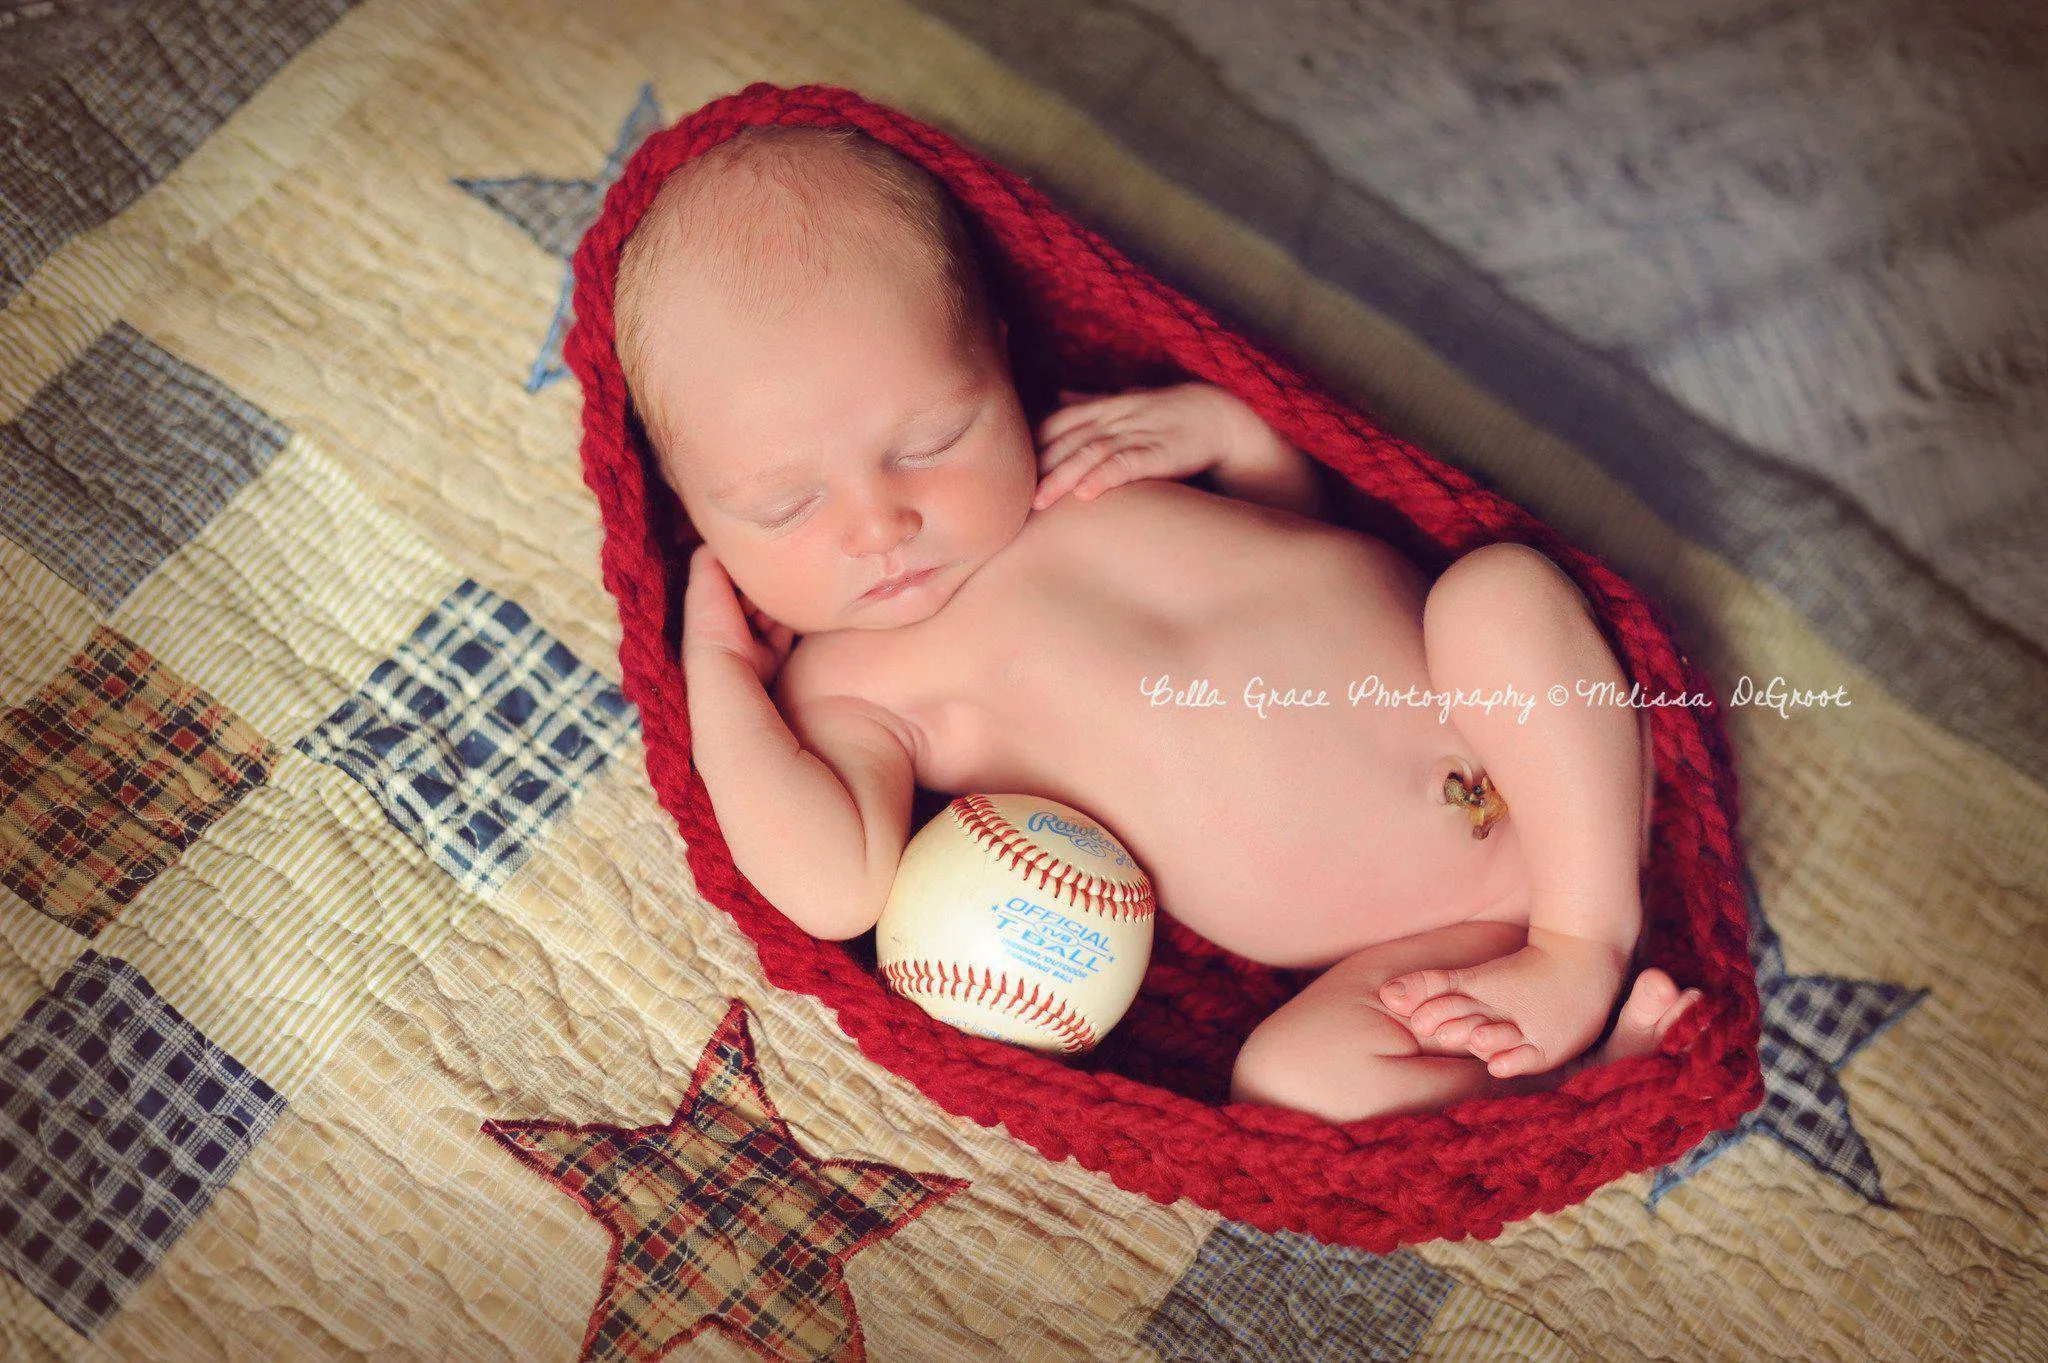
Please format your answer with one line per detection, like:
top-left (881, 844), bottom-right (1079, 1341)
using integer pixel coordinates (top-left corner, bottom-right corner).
top-left (564, 80), bottom-right (1764, 1251)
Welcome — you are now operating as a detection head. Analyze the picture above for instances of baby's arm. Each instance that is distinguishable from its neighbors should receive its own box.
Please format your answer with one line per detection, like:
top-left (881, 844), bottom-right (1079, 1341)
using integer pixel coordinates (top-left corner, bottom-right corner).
top-left (683, 551), bottom-right (914, 941)
top-left (1199, 391), bottom-right (1398, 533)
top-left (1204, 414), bottom-right (1331, 520)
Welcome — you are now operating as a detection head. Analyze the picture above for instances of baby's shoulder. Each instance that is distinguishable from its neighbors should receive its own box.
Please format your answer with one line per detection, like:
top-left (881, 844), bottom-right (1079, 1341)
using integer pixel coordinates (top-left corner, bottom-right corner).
top-left (1045, 475), bottom-right (1280, 541)
top-left (774, 627), bottom-right (933, 719)
top-left (775, 630), bottom-right (875, 703)
top-left (774, 629), bottom-right (945, 773)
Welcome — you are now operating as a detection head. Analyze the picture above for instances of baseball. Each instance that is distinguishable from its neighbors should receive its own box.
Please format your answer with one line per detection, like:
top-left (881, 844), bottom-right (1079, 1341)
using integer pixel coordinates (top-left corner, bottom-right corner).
top-left (875, 793), bottom-right (1155, 1055)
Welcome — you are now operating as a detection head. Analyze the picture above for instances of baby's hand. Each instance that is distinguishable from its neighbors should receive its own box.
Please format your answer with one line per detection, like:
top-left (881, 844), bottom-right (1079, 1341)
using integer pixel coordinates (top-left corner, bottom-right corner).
top-left (1031, 381), bottom-right (1265, 510)
top-left (681, 545), bottom-right (796, 688)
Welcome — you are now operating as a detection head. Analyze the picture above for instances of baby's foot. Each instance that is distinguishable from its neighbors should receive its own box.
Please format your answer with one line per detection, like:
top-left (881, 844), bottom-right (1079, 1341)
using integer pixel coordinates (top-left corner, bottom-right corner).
top-left (1584, 969), bottom-right (1701, 1066)
top-left (1503, 970), bottom-right (1702, 1093)
top-left (1379, 930), bottom-right (1631, 1078)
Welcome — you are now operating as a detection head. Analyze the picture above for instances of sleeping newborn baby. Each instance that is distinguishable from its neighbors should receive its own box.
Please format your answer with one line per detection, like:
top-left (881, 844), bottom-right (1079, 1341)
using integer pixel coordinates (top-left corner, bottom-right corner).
top-left (617, 125), bottom-right (1701, 1122)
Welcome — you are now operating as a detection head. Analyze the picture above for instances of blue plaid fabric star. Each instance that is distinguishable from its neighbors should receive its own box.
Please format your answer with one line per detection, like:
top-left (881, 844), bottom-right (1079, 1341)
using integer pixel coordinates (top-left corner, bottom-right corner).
top-left (454, 83), bottom-right (664, 392)
top-left (1650, 867), bottom-right (1926, 1206)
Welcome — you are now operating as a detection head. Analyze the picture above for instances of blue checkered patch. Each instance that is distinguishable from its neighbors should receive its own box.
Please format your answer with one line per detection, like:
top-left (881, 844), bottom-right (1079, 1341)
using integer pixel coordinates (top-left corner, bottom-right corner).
top-left (0, 952), bottom-right (286, 1337)
top-left (294, 579), bottom-right (638, 895)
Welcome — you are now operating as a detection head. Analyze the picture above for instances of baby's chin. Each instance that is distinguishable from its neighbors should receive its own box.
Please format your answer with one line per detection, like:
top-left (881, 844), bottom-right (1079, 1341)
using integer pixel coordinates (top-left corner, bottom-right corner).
top-left (840, 591), bottom-right (949, 630)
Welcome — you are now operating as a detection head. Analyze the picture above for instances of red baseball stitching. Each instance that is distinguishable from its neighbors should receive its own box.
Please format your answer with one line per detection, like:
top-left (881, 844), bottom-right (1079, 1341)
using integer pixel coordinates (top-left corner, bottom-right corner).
top-left (950, 795), bottom-right (1155, 922)
top-left (880, 958), bottom-right (1101, 1053)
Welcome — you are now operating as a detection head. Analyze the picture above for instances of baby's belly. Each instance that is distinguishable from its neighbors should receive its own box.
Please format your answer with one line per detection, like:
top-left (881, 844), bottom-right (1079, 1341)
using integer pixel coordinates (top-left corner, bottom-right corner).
top-left (1078, 702), bottom-right (1532, 970)
top-left (953, 529), bottom-right (1532, 970)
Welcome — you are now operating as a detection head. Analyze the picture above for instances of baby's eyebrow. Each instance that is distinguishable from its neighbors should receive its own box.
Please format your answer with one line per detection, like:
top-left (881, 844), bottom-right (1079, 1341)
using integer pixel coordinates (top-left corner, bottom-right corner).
top-left (706, 460), bottom-right (810, 502)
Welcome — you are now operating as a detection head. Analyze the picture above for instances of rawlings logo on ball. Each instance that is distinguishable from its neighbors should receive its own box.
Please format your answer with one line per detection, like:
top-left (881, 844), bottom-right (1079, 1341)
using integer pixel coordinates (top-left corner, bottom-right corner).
top-left (876, 793), bottom-right (1155, 1054)
top-left (1023, 809), bottom-right (1133, 868)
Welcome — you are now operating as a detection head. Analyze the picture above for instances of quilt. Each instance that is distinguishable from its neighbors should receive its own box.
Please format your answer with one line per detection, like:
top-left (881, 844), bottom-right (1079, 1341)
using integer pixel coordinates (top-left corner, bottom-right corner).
top-left (1, 0), bottom-right (2043, 1358)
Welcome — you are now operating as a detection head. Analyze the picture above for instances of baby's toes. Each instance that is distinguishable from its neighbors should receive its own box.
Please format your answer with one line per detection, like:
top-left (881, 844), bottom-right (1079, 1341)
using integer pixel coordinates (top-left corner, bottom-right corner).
top-left (1466, 1020), bottom-right (1523, 1060)
top-left (1405, 992), bottom-right (1484, 1037)
top-left (1380, 968), bottom-right (1464, 1017)
top-left (1484, 1042), bottom-right (1549, 1079)
top-left (1427, 1014), bottom-right (1489, 1051)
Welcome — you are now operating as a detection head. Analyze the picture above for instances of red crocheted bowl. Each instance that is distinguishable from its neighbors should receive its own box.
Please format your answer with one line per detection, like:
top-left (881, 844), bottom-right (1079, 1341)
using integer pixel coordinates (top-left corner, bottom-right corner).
top-left (566, 81), bottom-right (1763, 1251)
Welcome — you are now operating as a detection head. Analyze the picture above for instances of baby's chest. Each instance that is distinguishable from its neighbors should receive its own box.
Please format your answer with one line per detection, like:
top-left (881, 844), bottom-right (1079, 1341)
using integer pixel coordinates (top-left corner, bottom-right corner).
top-left (868, 574), bottom-right (1184, 786)
top-left (866, 484), bottom-right (1434, 785)
top-left (884, 576), bottom-right (1388, 798)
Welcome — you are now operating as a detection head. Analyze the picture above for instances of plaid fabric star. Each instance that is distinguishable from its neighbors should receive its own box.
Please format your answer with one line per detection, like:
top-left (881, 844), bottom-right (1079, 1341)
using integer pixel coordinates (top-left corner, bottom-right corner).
top-left (454, 83), bottom-right (663, 392)
top-left (482, 999), bottom-right (969, 1363)
top-left (1650, 868), bottom-right (1926, 1206)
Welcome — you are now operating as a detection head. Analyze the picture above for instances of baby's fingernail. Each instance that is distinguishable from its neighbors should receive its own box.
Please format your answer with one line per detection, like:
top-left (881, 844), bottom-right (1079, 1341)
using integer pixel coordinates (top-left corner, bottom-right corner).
top-left (1385, 981), bottom-right (1407, 1000)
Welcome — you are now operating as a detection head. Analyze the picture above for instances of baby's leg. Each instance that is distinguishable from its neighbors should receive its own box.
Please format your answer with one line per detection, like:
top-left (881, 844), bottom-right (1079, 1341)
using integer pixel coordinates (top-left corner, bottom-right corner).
top-left (1230, 921), bottom-right (1698, 1123)
top-left (1381, 543), bottom-right (1647, 1078)
top-left (1231, 922), bottom-right (1526, 1121)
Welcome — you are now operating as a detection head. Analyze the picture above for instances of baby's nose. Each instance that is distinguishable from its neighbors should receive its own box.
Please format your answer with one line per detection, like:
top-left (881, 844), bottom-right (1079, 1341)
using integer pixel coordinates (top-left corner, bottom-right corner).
top-left (841, 495), bottom-right (921, 555)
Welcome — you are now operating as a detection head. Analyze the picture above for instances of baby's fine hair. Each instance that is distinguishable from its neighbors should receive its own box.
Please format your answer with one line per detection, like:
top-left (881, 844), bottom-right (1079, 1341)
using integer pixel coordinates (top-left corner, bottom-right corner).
top-left (614, 123), bottom-right (999, 471)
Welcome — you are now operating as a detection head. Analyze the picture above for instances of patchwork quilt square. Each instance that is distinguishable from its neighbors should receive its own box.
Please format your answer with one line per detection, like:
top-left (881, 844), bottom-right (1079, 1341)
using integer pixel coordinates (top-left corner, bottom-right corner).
top-left (0, 952), bottom-right (286, 1337)
top-left (0, 322), bottom-right (288, 612)
top-left (62, 1), bottom-right (357, 184)
top-left (0, 624), bottom-right (276, 937)
top-left (294, 579), bottom-right (636, 895)
top-left (0, 0), bottom-right (356, 306)
top-left (1143, 1222), bottom-right (1454, 1361)
top-left (0, 80), bottom-right (152, 302)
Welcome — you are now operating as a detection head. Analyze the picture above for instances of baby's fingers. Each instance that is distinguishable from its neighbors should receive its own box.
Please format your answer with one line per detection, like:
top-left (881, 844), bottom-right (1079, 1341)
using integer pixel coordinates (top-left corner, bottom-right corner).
top-left (1070, 445), bottom-right (1149, 500)
top-left (682, 548), bottom-right (743, 634)
top-left (758, 624), bottom-right (798, 685)
top-left (1036, 389), bottom-right (1119, 445)
top-left (1032, 442), bottom-right (1121, 508)
top-left (1036, 413), bottom-right (1119, 478)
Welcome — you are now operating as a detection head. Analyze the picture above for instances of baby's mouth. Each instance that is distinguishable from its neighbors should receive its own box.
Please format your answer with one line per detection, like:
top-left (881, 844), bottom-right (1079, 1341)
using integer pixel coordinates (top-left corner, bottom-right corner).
top-left (862, 565), bottom-right (940, 601)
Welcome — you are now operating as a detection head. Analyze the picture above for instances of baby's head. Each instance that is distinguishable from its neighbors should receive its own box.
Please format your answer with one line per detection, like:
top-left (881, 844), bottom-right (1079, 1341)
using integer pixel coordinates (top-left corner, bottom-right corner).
top-left (616, 124), bottom-right (1036, 636)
